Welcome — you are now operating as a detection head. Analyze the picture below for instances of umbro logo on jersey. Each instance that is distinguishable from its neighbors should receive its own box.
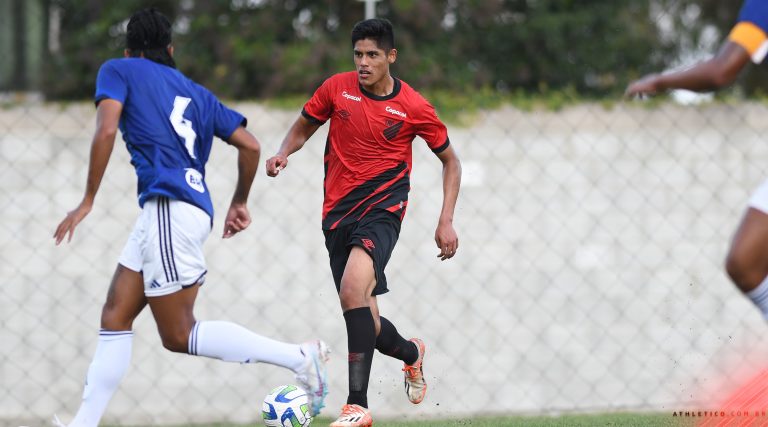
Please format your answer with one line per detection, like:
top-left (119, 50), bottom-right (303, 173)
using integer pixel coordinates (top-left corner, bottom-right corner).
top-left (383, 121), bottom-right (404, 140)
top-left (342, 91), bottom-right (361, 102)
top-left (386, 106), bottom-right (407, 118)
top-left (361, 238), bottom-right (375, 251)
top-left (337, 109), bottom-right (351, 120)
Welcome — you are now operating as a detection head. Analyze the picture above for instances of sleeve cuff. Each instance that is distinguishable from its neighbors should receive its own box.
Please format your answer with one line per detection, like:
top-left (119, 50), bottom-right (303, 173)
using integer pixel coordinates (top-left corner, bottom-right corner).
top-left (94, 95), bottom-right (123, 108)
top-left (729, 21), bottom-right (768, 63)
top-left (301, 108), bottom-right (326, 125)
top-left (431, 138), bottom-right (450, 154)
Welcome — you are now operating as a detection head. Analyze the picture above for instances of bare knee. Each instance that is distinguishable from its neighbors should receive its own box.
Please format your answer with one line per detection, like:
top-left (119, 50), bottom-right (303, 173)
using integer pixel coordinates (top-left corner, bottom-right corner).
top-left (101, 300), bottom-right (135, 331)
top-left (100, 265), bottom-right (146, 330)
top-left (159, 329), bottom-right (190, 353)
top-left (725, 251), bottom-right (766, 293)
top-left (339, 280), bottom-right (364, 311)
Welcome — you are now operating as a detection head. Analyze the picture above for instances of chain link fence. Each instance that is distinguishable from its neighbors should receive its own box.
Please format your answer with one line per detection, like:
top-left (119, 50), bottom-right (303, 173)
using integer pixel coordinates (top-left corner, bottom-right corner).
top-left (3, 97), bottom-right (768, 425)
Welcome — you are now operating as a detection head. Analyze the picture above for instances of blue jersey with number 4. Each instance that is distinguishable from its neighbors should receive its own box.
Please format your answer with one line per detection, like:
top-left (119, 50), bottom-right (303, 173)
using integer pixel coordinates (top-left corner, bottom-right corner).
top-left (730, 0), bottom-right (768, 64)
top-left (95, 57), bottom-right (245, 219)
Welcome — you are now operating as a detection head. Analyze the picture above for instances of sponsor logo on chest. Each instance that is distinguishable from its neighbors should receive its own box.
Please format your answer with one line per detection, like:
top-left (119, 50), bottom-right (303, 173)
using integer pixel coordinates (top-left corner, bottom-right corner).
top-left (342, 91), bottom-right (361, 102)
top-left (385, 106), bottom-right (407, 118)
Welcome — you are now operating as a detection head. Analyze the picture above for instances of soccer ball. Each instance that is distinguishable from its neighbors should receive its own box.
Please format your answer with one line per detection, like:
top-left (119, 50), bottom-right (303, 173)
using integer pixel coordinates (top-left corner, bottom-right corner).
top-left (262, 384), bottom-right (312, 427)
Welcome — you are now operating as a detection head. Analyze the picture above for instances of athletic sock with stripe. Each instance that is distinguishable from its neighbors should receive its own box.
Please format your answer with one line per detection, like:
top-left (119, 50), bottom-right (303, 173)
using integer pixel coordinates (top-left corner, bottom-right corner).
top-left (68, 330), bottom-right (133, 427)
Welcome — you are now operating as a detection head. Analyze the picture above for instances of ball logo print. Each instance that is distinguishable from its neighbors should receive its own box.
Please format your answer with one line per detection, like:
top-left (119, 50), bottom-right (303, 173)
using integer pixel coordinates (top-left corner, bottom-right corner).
top-left (262, 384), bottom-right (312, 427)
top-left (184, 168), bottom-right (205, 193)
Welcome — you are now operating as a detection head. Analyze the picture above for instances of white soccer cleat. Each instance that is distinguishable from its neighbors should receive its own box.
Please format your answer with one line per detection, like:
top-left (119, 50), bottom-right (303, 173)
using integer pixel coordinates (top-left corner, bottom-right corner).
top-left (52, 414), bottom-right (67, 427)
top-left (329, 404), bottom-right (373, 427)
top-left (403, 337), bottom-right (427, 404)
top-left (295, 340), bottom-right (330, 416)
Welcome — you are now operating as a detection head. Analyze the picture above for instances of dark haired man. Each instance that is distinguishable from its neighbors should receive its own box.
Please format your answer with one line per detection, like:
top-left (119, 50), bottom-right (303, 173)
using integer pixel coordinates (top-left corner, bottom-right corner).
top-left (266, 18), bottom-right (461, 427)
top-left (53, 8), bottom-right (328, 427)
top-left (626, 0), bottom-right (768, 322)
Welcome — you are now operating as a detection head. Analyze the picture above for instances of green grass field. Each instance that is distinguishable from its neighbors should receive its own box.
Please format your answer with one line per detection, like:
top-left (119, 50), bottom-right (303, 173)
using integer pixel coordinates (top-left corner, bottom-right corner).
top-left (109, 412), bottom-right (700, 427)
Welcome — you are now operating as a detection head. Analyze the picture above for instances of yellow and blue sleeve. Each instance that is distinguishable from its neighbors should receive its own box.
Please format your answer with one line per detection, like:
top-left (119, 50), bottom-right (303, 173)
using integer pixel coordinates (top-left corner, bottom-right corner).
top-left (729, 0), bottom-right (768, 63)
top-left (729, 22), bottom-right (768, 63)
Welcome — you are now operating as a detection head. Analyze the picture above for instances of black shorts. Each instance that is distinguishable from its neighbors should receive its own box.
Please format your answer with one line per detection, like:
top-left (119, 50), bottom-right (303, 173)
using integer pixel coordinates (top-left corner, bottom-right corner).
top-left (323, 209), bottom-right (401, 296)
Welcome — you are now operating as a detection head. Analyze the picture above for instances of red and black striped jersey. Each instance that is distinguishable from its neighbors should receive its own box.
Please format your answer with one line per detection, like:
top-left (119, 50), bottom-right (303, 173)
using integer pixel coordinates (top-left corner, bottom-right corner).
top-left (302, 71), bottom-right (450, 230)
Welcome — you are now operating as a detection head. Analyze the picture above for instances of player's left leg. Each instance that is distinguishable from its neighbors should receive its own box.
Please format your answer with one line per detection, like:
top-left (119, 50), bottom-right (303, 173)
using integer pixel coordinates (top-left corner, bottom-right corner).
top-left (63, 264), bottom-right (146, 427)
top-left (725, 207), bottom-right (768, 319)
top-left (725, 179), bottom-right (768, 320)
top-left (371, 299), bottom-right (418, 364)
top-left (338, 246), bottom-right (378, 407)
top-left (370, 298), bottom-right (425, 404)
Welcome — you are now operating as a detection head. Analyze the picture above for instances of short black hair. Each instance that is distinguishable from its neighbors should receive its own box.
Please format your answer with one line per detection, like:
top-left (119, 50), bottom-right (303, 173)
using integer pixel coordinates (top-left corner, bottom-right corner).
top-left (126, 8), bottom-right (176, 68)
top-left (351, 18), bottom-right (395, 52)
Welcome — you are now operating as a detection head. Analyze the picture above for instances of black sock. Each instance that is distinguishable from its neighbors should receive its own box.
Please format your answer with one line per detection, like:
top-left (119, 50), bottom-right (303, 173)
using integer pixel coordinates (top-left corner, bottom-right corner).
top-left (344, 307), bottom-right (376, 408)
top-left (375, 316), bottom-right (419, 365)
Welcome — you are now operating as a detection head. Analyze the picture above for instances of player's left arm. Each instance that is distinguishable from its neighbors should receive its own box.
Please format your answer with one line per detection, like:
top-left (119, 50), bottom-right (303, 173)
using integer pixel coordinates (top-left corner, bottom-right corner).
top-left (434, 144), bottom-right (461, 261)
top-left (54, 99), bottom-right (122, 245)
top-left (222, 126), bottom-right (261, 238)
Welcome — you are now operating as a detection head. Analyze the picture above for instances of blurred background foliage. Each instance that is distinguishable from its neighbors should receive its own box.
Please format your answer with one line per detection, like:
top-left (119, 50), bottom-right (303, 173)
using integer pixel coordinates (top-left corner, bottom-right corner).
top-left (0, 0), bottom-right (761, 101)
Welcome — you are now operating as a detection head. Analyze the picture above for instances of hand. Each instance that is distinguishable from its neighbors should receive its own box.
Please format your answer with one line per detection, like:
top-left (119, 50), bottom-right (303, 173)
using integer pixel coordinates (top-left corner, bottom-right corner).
top-left (53, 201), bottom-right (93, 245)
top-left (265, 154), bottom-right (288, 177)
top-left (624, 73), bottom-right (662, 99)
top-left (435, 220), bottom-right (458, 261)
top-left (223, 202), bottom-right (251, 238)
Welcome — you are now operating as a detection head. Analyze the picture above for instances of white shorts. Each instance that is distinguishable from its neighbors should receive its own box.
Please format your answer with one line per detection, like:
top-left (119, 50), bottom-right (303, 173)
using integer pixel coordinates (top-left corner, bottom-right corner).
top-left (118, 197), bottom-right (211, 297)
top-left (749, 178), bottom-right (768, 214)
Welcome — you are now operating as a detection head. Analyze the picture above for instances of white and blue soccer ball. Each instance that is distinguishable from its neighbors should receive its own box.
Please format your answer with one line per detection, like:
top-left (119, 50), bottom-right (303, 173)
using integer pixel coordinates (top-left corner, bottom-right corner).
top-left (262, 384), bottom-right (312, 427)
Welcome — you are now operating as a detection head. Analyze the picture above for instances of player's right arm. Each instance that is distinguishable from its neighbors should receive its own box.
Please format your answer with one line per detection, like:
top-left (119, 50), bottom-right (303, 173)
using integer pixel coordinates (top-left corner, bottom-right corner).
top-left (267, 76), bottom-right (334, 177)
top-left (54, 99), bottom-right (123, 245)
top-left (625, 42), bottom-right (750, 96)
top-left (265, 114), bottom-right (321, 177)
top-left (626, 0), bottom-right (768, 97)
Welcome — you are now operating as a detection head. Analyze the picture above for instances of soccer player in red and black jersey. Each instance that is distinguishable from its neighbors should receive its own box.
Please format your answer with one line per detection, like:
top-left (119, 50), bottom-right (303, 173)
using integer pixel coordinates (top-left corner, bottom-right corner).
top-left (266, 18), bottom-right (461, 427)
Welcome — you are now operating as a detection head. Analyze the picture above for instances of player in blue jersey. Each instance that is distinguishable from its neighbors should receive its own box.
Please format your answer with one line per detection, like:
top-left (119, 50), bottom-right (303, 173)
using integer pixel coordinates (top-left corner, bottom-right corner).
top-left (626, 0), bottom-right (768, 321)
top-left (52, 9), bottom-right (328, 427)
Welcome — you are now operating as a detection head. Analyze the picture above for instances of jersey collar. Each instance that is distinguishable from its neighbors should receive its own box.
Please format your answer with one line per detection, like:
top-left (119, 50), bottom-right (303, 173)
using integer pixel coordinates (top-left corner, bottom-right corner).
top-left (359, 77), bottom-right (401, 101)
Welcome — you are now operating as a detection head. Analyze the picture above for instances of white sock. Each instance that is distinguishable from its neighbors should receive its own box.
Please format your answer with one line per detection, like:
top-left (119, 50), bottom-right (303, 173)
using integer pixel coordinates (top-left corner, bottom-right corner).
top-left (747, 276), bottom-right (768, 321)
top-left (188, 321), bottom-right (305, 371)
top-left (68, 330), bottom-right (133, 427)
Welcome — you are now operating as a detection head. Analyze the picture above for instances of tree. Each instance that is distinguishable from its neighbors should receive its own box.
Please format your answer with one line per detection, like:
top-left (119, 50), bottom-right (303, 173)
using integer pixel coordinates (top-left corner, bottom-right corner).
top-left (38, 0), bottom-right (711, 100)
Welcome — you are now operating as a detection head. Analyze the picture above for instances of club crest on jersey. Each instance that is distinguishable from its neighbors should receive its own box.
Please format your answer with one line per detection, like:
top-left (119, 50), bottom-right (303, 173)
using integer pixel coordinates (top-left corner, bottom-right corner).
top-left (185, 168), bottom-right (205, 193)
top-left (385, 106), bottom-right (407, 118)
top-left (342, 91), bottom-right (361, 102)
top-left (383, 120), bottom-right (404, 140)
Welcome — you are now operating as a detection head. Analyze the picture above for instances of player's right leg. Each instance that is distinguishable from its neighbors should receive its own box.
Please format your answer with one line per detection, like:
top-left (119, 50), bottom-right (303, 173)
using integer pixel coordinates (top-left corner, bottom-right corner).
top-left (143, 198), bottom-right (330, 414)
top-left (58, 264), bottom-right (146, 427)
top-left (145, 278), bottom-right (331, 415)
top-left (330, 246), bottom-right (378, 427)
top-left (725, 206), bottom-right (768, 319)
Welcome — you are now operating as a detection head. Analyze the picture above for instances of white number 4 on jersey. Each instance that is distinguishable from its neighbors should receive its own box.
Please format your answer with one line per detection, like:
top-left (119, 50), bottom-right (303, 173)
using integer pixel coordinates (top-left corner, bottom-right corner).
top-left (170, 96), bottom-right (198, 159)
